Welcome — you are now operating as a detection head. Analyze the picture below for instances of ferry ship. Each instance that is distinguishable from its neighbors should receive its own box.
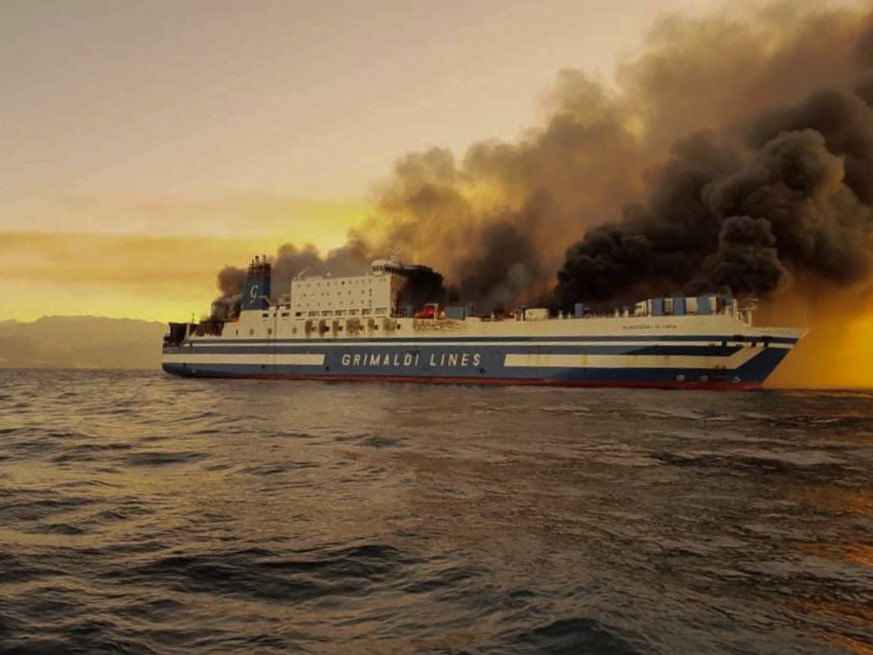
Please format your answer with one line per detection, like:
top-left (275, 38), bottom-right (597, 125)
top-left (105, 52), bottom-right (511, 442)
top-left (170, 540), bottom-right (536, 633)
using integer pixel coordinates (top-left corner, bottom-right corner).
top-left (161, 256), bottom-right (805, 389)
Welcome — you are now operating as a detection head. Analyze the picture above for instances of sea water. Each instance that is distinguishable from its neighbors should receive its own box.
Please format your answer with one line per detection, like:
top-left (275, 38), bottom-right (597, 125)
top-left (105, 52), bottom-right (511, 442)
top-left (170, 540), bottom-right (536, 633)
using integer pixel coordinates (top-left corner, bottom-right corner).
top-left (1, 370), bottom-right (871, 654)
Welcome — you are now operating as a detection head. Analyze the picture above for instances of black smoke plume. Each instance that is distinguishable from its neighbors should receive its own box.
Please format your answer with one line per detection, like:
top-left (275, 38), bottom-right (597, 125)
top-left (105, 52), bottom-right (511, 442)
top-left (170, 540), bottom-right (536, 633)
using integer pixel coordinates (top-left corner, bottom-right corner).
top-left (216, 266), bottom-right (246, 298)
top-left (555, 88), bottom-right (873, 306)
top-left (360, 1), bottom-right (873, 310)
top-left (215, 2), bottom-right (873, 313)
top-left (208, 265), bottom-right (247, 321)
top-left (704, 216), bottom-right (783, 297)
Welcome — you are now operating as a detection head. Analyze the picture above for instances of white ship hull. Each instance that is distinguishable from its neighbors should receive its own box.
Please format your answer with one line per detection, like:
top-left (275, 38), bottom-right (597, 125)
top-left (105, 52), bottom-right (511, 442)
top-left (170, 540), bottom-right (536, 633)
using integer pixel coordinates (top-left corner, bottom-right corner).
top-left (162, 312), bottom-right (804, 389)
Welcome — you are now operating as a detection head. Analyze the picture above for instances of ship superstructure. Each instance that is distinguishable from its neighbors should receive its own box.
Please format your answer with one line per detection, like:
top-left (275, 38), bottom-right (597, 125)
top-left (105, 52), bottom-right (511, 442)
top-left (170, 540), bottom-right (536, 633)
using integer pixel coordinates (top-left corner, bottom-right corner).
top-left (162, 256), bottom-right (805, 389)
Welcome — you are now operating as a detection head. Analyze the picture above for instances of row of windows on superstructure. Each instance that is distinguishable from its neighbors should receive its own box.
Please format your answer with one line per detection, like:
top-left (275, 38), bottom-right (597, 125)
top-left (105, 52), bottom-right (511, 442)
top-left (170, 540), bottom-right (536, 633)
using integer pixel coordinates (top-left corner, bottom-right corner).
top-left (297, 277), bottom-right (376, 287)
top-left (297, 289), bottom-right (373, 297)
top-left (262, 307), bottom-right (390, 319)
top-left (293, 307), bottom-right (388, 318)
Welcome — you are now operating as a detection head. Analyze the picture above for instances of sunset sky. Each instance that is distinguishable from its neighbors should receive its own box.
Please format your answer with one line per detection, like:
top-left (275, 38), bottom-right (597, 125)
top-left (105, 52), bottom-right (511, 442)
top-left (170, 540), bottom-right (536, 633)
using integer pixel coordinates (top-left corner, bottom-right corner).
top-left (0, 0), bottom-right (857, 321)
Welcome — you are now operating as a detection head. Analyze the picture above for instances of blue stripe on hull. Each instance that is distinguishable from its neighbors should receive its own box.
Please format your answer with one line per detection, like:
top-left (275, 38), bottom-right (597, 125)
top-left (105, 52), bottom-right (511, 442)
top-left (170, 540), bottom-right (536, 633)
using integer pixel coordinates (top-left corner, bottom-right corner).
top-left (175, 344), bottom-right (746, 357)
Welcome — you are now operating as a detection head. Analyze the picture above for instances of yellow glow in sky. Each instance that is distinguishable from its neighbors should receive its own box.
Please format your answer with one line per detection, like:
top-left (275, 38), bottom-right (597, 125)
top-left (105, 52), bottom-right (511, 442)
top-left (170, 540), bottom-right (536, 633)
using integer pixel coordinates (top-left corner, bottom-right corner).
top-left (0, 231), bottom-right (353, 322)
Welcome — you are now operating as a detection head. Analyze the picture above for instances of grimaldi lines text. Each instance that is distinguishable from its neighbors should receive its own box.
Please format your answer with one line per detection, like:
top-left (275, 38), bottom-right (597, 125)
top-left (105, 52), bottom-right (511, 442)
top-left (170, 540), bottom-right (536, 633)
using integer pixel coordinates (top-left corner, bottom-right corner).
top-left (161, 257), bottom-right (805, 389)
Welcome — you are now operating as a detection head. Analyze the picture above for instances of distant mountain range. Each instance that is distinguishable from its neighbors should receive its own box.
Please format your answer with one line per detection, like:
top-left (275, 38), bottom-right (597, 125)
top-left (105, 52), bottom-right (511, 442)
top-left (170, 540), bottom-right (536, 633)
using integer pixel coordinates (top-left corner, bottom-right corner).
top-left (0, 316), bottom-right (166, 369)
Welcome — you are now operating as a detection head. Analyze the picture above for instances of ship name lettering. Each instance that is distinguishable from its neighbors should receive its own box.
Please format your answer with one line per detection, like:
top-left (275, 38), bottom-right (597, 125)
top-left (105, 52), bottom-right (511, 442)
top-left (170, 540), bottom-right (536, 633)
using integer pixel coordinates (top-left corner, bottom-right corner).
top-left (340, 351), bottom-right (481, 368)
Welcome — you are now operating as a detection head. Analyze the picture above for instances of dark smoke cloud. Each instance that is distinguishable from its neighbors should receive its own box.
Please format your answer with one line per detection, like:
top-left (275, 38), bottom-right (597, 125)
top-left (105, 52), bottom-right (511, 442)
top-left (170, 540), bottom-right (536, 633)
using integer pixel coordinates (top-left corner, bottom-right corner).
top-left (556, 97), bottom-right (873, 305)
top-left (215, 239), bottom-right (373, 303)
top-left (216, 266), bottom-right (246, 298)
top-left (210, 265), bottom-right (247, 320)
top-left (856, 72), bottom-right (873, 106)
top-left (356, 1), bottom-right (873, 310)
top-left (214, 1), bottom-right (873, 312)
top-left (748, 90), bottom-right (873, 204)
top-left (366, 78), bottom-right (643, 310)
top-left (703, 216), bottom-right (783, 297)
top-left (457, 217), bottom-right (543, 311)
top-left (555, 131), bottom-right (744, 303)
top-left (713, 128), bottom-right (873, 283)
top-left (552, 3), bottom-right (873, 308)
